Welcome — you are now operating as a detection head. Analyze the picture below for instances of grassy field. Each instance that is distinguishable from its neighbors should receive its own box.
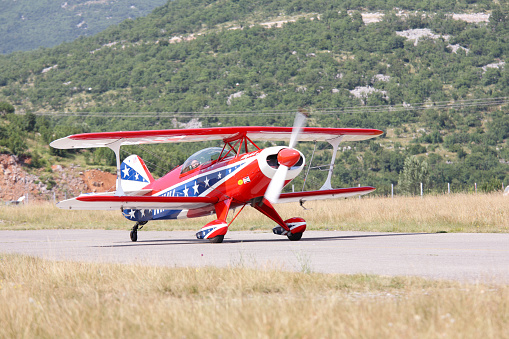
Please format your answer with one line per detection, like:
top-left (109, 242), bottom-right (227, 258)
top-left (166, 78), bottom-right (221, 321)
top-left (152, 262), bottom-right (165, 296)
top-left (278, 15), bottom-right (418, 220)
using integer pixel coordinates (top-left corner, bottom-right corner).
top-left (0, 254), bottom-right (507, 338)
top-left (1, 193), bottom-right (507, 233)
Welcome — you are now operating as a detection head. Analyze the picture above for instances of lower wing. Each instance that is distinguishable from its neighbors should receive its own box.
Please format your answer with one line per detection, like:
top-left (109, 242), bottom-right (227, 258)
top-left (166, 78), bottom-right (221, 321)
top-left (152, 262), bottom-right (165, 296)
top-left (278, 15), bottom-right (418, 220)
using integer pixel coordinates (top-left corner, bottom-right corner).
top-left (57, 194), bottom-right (218, 210)
top-left (277, 186), bottom-right (376, 204)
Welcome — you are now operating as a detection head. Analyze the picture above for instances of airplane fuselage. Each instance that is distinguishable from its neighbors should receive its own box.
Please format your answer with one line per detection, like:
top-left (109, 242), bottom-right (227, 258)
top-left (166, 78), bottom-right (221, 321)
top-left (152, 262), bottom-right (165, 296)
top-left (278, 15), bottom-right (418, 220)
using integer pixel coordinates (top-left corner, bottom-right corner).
top-left (122, 146), bottom-right (304, 222)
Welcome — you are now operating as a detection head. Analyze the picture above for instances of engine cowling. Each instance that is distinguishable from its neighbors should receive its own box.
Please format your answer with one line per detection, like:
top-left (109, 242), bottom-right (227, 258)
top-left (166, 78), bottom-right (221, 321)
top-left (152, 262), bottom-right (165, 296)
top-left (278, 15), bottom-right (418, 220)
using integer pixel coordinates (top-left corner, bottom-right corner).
top-left (256, 146), bottom-right (305, 181)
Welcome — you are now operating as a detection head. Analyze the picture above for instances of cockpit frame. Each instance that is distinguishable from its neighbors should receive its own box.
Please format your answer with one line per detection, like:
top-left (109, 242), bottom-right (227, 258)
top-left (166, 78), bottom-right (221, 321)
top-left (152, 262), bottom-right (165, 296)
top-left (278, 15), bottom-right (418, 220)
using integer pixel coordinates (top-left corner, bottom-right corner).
top-left (180, 133), bottom-right (262, 175)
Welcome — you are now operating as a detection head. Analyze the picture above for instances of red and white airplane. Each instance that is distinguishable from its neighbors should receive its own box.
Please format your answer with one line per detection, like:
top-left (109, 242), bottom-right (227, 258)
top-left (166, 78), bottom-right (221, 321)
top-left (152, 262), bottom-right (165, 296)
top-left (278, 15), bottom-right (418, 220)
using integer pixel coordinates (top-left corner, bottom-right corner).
top-left (50, 114), bottom-right (383, 243)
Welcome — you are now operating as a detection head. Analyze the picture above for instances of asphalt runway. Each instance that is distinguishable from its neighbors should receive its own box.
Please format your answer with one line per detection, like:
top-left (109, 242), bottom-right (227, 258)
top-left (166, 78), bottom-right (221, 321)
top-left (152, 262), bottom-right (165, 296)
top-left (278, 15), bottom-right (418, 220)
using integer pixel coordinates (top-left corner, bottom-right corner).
top-left (1, 230), bottom-right (509, 282)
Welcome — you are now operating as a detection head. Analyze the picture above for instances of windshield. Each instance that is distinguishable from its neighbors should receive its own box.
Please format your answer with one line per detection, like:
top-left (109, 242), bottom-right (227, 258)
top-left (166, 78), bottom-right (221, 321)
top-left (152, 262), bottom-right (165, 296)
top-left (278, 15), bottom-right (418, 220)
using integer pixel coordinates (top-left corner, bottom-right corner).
top-left (181, 147), bottom-right (223, 174)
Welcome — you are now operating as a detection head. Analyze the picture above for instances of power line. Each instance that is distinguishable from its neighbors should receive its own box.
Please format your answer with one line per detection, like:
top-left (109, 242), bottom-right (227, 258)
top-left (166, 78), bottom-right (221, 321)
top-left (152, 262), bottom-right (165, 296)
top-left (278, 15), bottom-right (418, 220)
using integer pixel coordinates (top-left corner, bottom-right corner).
top-left (30, 96), bottom-right (509, 118)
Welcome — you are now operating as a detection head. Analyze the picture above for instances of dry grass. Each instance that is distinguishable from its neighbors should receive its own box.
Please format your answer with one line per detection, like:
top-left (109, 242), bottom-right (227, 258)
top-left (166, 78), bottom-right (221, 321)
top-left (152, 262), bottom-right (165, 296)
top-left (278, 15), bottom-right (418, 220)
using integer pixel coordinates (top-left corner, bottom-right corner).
top-left (0, 254), bottom-right (508, 338)
top-left (0, 193), bottom-right (507, 233)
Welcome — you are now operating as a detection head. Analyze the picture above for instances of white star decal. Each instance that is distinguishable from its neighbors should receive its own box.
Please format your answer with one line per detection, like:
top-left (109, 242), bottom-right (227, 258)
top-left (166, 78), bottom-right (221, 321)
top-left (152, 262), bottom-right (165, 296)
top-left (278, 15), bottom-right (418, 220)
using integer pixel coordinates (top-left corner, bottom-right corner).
top-left (218, 172), bottom-right (222, 179)
top-left (183, 185), bottom-right (189, 197)
top-left (135, 172), bottom-right (139, 180)
top-left (140, 209), bottom-right (145, 217)
top-left (122, 167), bottom-right (130, 178)
top-left (128, 210), bottom-right (135, 219)
top-left (193, 182), bottom-right (199, 195)
top-left (228, 168), bottom-right (232, 174)
top-left (204, 176), bottom-right (210, 187)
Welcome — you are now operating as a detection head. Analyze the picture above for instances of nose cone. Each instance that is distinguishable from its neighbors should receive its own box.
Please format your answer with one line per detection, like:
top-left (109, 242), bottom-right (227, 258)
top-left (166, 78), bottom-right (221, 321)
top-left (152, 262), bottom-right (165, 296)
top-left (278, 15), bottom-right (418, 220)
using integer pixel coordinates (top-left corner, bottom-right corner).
top-left (277, 148), bottom-right (301, 167)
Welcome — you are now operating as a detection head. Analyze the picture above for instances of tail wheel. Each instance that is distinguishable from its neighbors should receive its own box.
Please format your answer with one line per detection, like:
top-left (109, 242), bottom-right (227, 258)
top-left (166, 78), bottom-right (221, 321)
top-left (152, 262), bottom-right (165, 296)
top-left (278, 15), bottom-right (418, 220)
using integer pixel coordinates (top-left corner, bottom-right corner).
top-left (287, 232), bottom-right (303, 241)
top-left (130, 229), bottom-right (138, 242)
top-left (129, 221), bottom-right (147, 242)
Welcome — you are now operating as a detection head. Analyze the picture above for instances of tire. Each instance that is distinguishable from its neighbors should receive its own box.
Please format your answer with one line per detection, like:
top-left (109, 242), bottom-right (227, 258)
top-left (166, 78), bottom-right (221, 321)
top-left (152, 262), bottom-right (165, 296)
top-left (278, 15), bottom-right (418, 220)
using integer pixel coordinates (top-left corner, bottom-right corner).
top-left (287, 232), bottom-right (303, 241)
top-left (130, 230), bottom-right (138, 242)
top-left (208, 235), bottom-right (224, 243)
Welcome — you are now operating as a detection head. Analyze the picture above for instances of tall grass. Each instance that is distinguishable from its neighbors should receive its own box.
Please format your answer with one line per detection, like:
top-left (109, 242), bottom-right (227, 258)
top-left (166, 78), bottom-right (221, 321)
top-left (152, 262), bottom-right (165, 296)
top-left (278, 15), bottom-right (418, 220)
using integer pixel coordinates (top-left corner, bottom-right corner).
top-left (0, 193), bottom-right (507, 233)
top-left (0, 254), bottom-right (507, 338)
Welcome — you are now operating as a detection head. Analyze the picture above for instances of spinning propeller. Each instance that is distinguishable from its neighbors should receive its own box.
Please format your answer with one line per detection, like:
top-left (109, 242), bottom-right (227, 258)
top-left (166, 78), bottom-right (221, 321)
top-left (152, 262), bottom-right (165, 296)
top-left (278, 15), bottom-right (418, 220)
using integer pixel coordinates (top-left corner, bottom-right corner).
top-left (264, 111), bottom-right (307, 204)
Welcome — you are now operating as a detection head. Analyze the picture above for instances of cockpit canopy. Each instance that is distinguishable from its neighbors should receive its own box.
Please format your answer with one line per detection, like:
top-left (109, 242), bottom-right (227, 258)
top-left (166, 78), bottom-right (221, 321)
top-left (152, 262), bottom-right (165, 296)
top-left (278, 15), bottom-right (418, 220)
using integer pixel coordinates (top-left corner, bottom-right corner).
top-left (181, 147), bottom-right (224, 174)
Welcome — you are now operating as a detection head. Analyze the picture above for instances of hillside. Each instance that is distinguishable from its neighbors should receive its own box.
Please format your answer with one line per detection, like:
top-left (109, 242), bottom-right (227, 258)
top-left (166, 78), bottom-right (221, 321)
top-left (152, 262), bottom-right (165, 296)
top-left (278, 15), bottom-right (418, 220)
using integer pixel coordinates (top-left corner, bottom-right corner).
top-left (0, 0), bottom-right (507, 201)
top-left (0, 0), bottom-right (167, 54)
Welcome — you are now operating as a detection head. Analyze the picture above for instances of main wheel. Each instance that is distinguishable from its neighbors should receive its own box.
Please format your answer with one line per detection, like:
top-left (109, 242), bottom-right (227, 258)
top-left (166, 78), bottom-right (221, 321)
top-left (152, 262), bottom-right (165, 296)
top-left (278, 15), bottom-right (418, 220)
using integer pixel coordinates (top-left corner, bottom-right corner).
top-left (208, 235), bottom-right (224, 243)
top-left (130, 230), bottom-right (138, 242)
top-left (287, 232), bottom-right (303, 241)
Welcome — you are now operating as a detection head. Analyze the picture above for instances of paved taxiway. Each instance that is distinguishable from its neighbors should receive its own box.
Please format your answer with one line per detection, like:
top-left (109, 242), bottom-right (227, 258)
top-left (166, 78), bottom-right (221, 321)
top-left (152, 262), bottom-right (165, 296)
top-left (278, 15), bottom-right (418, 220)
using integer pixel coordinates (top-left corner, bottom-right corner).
top-left (1, 230), bottom-right (508, 282)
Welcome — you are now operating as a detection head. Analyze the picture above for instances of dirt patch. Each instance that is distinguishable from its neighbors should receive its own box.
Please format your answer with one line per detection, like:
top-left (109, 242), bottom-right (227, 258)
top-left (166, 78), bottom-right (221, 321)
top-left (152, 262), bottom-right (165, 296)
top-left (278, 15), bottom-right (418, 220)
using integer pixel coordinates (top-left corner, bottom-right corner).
top-left (0, 154), bottom-right (116, 203)
top-left (82, 169), bottom-right (116, 193)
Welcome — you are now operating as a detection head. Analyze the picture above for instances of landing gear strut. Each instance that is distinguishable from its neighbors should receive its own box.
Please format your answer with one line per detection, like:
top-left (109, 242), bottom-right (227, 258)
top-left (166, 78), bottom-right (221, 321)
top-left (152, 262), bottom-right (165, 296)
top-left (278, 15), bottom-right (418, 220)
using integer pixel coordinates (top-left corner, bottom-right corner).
top-left (130, 221), bottom-right (147, 242)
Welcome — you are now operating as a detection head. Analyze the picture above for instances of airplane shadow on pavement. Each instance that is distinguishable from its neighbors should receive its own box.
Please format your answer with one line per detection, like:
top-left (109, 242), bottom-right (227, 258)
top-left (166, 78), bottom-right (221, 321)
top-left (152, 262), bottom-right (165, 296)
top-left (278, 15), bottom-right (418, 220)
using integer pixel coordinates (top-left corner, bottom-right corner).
top-left (94, 232), bottom-right (432, 248)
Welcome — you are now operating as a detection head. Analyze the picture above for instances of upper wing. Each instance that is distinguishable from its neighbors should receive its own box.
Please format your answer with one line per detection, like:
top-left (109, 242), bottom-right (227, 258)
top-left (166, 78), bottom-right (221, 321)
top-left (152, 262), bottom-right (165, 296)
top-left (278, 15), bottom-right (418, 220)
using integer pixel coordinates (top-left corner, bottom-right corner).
top-left (57, 194), bottom-right (218, 210)
top-left (276, 186), bottom-right (376, 204)
top-left (50, 126), bottom-right (383, 149)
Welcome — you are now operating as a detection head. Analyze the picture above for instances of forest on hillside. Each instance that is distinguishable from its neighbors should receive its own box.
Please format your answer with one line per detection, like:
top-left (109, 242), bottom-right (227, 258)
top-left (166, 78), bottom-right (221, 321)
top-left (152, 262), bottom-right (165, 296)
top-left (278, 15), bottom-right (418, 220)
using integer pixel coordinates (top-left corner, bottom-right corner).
top-left (0, 0), bottom-right (167, 54)
top-left (0, 0), bottom-right (507, 195)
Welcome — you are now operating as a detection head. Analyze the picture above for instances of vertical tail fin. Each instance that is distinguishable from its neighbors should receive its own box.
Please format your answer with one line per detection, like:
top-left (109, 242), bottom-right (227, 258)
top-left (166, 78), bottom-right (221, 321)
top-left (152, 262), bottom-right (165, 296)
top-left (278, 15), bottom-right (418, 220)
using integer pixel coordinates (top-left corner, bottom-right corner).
top-left (117, 154), bottom-right (155, 192)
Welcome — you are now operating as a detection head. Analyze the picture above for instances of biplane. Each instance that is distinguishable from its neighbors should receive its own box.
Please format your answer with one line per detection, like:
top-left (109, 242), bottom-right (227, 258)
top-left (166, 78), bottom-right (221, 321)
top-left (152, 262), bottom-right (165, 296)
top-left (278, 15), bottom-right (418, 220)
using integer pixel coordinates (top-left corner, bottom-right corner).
top-left (50, 114), bottom-right (383, 243)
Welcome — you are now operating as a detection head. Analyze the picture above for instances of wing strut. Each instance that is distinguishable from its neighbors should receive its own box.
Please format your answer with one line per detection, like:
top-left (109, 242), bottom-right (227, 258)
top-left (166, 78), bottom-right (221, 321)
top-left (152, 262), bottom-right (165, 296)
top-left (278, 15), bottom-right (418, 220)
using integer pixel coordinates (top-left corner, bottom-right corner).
top-left (107, 140), bottom-right (124, 196)
top-left (301, 140), bottom-right (317, 191)
top-left (320, 136), bottom-right (344, 190)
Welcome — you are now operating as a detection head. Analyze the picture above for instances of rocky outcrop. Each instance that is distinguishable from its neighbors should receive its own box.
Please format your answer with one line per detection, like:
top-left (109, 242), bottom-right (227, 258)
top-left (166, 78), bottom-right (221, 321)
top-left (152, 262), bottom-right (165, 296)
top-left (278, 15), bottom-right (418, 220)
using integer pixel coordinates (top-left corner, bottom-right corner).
top-left (0, 154), bottom-right (116, 203)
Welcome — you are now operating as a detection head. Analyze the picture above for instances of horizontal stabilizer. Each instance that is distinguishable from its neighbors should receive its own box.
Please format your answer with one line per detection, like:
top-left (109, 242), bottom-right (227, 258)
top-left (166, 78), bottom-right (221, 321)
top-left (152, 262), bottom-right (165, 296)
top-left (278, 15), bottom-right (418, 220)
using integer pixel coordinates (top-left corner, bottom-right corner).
top-left (57, 194), bottom-right (218, 210)
top-left (276, 186), bottom-right (376, 204)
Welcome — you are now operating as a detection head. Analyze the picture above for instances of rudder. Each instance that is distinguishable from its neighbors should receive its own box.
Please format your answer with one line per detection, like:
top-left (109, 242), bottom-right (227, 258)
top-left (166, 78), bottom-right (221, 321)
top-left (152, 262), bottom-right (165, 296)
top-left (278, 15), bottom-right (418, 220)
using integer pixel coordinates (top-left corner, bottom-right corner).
top-left (118, 154), bottom-right (154, 192)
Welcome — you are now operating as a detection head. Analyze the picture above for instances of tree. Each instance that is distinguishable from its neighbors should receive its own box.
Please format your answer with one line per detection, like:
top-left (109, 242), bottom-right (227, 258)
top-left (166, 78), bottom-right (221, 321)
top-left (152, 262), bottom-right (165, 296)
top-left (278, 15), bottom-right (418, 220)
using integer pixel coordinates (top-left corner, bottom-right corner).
top-left (0, 102), bottom-right (15, 115)
top-left (480, 178), bottom-right (503, 193)
top-left (7, 132), bottom-right (27, 156)
top-left (489, 7), bottom-right (507, 32)
top-left (398, 156), bottom-right (430, 195)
